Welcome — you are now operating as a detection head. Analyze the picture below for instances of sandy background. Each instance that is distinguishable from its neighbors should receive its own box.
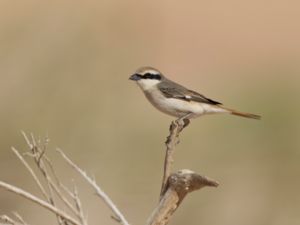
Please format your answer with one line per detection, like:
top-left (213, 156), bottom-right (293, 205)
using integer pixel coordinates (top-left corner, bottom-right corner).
top-left (0, 1), bottom-right (299, 225)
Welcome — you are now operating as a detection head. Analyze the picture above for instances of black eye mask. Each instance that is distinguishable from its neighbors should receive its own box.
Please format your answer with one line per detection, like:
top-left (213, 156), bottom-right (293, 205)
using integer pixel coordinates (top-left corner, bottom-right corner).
top-left (142, 73), bottom-right (162, 80)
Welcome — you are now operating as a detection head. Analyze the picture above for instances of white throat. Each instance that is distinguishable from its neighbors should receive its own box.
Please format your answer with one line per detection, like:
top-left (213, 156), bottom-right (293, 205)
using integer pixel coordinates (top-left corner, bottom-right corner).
top-left (136, 79), bottom-right (161, 91)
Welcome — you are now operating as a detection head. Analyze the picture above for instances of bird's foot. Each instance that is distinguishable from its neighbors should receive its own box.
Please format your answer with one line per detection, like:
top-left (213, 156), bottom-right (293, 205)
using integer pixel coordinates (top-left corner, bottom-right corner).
top-left (175, 113), bottom-right (192, 132)
top-left (183, 118), bottom-right (190, 128)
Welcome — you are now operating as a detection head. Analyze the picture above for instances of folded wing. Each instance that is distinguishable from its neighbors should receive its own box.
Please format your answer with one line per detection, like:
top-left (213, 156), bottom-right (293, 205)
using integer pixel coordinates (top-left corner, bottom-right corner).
top-left (158, 79), bottom-right (222, 105)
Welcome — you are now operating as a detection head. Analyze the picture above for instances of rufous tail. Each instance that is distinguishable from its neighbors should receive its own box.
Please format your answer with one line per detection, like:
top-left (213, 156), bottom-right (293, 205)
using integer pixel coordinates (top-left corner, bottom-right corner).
top-left (221, 106), bottom-right (261, 120)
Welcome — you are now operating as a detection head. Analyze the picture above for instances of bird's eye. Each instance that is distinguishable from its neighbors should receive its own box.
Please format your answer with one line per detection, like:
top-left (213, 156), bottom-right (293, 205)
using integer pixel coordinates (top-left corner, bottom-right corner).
top-left (143, 73), bottom-right (161, 80)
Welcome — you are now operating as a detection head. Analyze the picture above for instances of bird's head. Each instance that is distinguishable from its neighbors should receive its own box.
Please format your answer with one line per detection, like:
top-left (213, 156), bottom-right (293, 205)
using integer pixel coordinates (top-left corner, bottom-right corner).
top-left (129, 66), bottom-right (164, 90)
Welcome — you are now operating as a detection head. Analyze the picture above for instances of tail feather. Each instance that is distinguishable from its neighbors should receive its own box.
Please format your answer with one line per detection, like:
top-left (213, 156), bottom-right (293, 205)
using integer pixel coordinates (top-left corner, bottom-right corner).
top-left (230, 110), bottom-right (261, 119)
top-left (220, 106), bottom-right (261, 120)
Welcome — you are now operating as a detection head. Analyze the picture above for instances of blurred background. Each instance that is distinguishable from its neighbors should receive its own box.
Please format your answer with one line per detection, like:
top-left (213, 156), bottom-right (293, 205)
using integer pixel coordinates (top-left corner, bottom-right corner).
top-left (0, 0), bottom-right (299, 224)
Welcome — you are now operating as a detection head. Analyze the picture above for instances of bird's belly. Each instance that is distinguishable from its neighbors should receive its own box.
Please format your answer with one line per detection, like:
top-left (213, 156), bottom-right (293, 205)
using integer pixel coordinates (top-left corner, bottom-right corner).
top-left (145, 91), bottom-right (206, 118)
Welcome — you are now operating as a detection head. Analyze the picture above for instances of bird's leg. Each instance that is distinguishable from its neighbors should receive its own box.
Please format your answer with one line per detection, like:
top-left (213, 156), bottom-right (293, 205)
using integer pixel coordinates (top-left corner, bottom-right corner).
top-left (183, 118), bottom-right (190, 128)
top-left (176, 113), bottom-right (193, 131)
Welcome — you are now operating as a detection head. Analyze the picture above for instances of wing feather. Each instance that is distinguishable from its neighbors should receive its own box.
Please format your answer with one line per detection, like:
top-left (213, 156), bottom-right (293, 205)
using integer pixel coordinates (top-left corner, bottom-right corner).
top-left (157, 79), bottom-right (222, 105)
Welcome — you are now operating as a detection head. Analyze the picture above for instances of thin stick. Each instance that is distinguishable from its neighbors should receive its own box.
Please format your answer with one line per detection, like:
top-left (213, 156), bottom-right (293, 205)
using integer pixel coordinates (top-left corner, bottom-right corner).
top-left (160, 119), bottom-right (185, 197)
top-left (0, 181), bottom-right (80, 225)
top-left (13, 212), bottom-right (29, 225)
top-left (11, 147), bottom-right (48, 200)
top-left (0, 215), bottom-right (23, 225)
top-left (73, 185), bottom-right (88, 225)
top-left (21, 132), bottom-right (80, 222)
top-left (56, 149), bottom-right (131, 225)
top-left (43, 156), bottom-right (80, 216)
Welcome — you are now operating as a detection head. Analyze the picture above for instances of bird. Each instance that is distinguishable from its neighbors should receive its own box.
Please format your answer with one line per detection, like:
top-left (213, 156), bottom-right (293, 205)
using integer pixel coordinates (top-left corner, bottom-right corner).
top-left (129, 66), bottom-right (260, 126)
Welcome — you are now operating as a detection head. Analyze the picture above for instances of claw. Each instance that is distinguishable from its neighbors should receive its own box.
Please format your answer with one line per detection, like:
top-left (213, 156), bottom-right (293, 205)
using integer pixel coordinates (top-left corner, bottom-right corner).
top-left (183, 119), bottom-right (190, 128)
top-left (175, 113), bottom-right (192, 132)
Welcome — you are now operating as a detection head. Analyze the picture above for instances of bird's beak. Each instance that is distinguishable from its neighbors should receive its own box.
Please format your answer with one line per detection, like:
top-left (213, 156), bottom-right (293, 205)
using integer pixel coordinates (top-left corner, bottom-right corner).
top-left (129, 74), bottom-right (141, 81)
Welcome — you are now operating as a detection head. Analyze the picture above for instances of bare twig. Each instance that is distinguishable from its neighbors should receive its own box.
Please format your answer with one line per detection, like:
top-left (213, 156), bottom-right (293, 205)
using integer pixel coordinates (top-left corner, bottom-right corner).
top-left (11, 146), bottom-right (66, 225)
top-left (21, 131), bottom-right (33, 150)
top-left (12, 212), bottom-right (29, 225)
top-left (43, 156), bottom-right (80, 216)
top-left (160, 119), bottom-right (185, 197)
top-left (21, 133), bottom-right (80, 221)
top-left (73, 186), bottom-right (88, 225)
top-left (56, 149), bottom-right (131, 225)
top-left (0, 215), bottom-right (23, 225)
top-left (0, 181), bottom-right (80, 225)
top-left (148, 170), bottom-right (219, 225)
top-left (11, 147), bottom-right (48, 201)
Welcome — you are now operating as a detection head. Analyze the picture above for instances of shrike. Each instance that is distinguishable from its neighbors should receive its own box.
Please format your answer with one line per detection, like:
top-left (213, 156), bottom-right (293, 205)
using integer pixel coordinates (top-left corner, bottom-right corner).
top-left (129, 66), bottom-right (260, 125)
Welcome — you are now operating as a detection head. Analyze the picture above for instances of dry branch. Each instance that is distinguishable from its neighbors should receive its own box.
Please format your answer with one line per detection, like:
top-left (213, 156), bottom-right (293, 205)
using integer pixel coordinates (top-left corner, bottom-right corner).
top-left (160, 119), bottom-right (184, 197)
top-left (0, 214), bottom-right (24, 225)
top-left (13, 212), bottom-right (29, 225)
top-left (155, 118), bottom-right (219, 225)
top-left (56, 149), bottom-right (131, 225)
top-left (11, 147), bottom-right (48, 201)
top-left (148, 170), bottom-right (218, 225)
top-left (0, 181), bottom-right (80, 225)
top-left (0, 133), bottom-right (130, 225)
